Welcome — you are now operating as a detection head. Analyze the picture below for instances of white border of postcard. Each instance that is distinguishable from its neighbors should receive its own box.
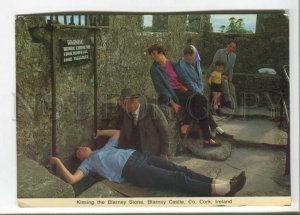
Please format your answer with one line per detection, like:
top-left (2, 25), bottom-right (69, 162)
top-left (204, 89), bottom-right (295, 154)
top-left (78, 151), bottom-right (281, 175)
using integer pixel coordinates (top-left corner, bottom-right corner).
top-left (0, 0), bottom-right (299, 213)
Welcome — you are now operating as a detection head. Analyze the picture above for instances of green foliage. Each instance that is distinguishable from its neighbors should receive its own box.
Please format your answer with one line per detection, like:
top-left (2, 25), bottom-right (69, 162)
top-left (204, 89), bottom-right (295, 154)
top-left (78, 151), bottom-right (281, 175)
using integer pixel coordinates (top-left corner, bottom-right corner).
top-left (143, 26), bottom-right (152, 32)
top-left (219, 17), bottom-right (253, 34)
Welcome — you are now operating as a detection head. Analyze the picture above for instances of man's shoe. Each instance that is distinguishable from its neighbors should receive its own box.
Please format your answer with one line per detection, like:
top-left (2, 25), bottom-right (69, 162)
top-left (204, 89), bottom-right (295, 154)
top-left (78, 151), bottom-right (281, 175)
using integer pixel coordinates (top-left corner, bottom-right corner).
top-left (203, 139), bottom-right (221, 147)
top-left (230, 171), bottom-right (245, 183)
top-left (226, 171), bottom-right (246, 196)
top-left (217, 132), bottom-right (234, 139)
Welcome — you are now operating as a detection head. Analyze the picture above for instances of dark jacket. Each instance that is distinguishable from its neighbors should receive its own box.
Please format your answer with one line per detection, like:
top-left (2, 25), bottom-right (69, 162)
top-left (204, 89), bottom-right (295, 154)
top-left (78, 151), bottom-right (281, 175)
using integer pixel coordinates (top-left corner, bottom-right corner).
top-left (150, 60), bottom-right (180, 104)
top-left (118, 103), bottom-right (171, 156)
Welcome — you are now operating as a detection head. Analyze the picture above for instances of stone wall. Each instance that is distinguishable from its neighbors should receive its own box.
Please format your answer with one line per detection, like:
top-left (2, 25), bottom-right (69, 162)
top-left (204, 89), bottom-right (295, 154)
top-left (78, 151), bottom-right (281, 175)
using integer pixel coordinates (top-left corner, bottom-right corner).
top-left (16, 14), bottom-right (205, 164)
top-left (16, 16), bottom-right (53, 164)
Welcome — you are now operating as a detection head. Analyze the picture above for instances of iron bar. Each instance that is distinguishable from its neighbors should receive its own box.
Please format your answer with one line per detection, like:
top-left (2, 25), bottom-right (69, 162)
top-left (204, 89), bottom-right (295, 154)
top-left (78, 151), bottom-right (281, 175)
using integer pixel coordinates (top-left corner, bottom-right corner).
top-left (93, 20), bottom-right (98, 134)
top-left (282, 65), bottom-right (289, 83)
top-left (51, 24), bottom-right (108, 30)
top-left (48, 21), bottom-right (103, 173)
top-left (280, 65), bottom-right (290, 176)
top-left (50, 24), bottom-right (57, 174)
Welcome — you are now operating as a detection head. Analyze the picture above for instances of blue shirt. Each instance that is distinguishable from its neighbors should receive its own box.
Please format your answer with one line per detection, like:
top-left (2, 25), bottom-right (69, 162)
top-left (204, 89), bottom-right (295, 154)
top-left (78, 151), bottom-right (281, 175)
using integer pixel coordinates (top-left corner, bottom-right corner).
top-left (78, 138), bottom-right (135, 183)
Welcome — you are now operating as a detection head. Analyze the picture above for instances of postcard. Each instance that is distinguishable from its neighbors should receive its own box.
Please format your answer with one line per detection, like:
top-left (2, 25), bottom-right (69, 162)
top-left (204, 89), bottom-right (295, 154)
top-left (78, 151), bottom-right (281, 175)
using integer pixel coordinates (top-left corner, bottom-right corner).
top-left (2, 0), bottom-right (299, 214)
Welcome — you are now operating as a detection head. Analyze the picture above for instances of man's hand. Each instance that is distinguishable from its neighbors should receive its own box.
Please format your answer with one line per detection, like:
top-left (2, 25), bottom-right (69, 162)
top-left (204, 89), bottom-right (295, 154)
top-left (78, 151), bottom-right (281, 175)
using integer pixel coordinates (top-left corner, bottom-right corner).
top-left (222, 75), bottom-right (229, 80)
top-left (169, 100), bottom-right (181, 113)
top-left (179, 85), bottom-right (188, 91)
top-left (160, 154), bottom-right (168, 160)
top-left (180, 124), bottom-right (190, 136)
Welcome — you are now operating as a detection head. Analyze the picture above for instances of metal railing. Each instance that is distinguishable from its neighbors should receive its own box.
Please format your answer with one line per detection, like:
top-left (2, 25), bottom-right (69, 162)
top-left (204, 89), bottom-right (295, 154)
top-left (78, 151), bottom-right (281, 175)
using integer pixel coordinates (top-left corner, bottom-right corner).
top-left (280, 65), bottom-right (290, 176)
top-left (46, 14), bottom-right (109, 27)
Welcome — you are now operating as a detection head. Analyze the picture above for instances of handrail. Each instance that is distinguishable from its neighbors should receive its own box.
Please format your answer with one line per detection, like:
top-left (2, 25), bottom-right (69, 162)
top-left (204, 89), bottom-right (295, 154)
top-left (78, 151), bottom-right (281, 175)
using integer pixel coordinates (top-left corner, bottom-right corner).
top-left (279, 65), bottom-right (290, 126)
top-left (282, 65), bottom-right (289, 83)
top-left (281, 95), bottom-right (290, 124)
top-left (280, 65), bottom-right (290, 176)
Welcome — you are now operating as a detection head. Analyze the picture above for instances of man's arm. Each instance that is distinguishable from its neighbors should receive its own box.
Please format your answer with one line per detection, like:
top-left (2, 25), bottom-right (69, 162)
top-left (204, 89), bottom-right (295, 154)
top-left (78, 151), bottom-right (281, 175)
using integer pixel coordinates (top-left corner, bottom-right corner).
top-left (151, 105), bottom-right (171, 159)
top-left (50, 157), bottom-right (85, 184)
top-left (95, 129), bottom-right (120, 140)
top-left (208, 49), bottom-right (222, 74)
top-left (150, 66), bottom-right (172, 98)
top-left (208, 75), bottom-right (212, 85)
top-left (169, 99), bottom-right (181, 113)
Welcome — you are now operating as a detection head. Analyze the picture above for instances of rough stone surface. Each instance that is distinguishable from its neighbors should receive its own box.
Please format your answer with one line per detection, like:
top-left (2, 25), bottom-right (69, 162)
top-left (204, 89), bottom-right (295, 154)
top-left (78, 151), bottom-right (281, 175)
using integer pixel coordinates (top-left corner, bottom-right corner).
top-left (223, 145), bottom-right (290, 196)
top-left (17, 156), bottom-right (75, 198)
top-left (186, 138), bottom-right (232, 161)
top-left (217, 118), bottom-right (288, 146)
top-left (78, 182), bottom-right (124, 198)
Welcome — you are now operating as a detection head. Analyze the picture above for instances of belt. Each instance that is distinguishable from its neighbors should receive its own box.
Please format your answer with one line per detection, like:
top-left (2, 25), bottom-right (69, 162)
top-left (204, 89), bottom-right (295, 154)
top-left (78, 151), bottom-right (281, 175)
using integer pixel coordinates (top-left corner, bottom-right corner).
top-left (121, 151), bottom-right (140, 177)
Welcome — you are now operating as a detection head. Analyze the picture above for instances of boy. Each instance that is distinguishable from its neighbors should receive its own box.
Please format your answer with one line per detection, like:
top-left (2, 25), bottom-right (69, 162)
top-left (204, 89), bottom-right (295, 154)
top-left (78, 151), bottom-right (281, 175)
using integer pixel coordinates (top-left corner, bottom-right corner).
top-left (208, 61), bottom-right (225, 115)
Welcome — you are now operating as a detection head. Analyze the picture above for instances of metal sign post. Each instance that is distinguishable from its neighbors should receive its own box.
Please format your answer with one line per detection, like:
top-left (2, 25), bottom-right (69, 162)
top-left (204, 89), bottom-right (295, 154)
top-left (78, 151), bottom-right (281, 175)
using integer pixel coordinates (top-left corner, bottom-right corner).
top-left (48, 21), bottom-right (99, 174)
top-left (50, 23), bottom-right (57, 174)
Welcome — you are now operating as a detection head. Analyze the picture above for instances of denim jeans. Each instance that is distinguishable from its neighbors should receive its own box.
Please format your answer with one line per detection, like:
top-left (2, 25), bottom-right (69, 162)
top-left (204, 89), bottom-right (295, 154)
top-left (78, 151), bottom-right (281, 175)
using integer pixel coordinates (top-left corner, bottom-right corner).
top-left (122, 151), bottom-right (212, 196)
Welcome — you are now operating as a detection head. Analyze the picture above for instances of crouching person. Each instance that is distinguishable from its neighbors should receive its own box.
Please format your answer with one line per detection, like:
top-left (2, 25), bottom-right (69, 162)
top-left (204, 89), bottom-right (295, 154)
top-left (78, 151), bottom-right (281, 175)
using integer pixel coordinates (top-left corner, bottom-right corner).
top-left (50, 130), bottom-right (246, 196)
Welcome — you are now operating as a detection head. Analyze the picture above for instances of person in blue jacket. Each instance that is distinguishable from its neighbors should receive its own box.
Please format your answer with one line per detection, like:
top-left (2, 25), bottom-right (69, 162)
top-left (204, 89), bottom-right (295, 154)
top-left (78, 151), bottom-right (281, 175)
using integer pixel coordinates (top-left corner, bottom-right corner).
top-left (178, 45), bottom-right (203, 93)
top-left (147, 44), bottom-right (220, 147)
top-left (177, 45), bottom-right (233, 139)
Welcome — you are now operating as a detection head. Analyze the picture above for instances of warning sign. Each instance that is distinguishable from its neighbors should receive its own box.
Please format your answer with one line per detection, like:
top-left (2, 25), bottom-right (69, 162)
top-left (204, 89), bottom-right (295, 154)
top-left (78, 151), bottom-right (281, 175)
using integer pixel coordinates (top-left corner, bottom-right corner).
top-left (60, 39), bottom-right (91, 64)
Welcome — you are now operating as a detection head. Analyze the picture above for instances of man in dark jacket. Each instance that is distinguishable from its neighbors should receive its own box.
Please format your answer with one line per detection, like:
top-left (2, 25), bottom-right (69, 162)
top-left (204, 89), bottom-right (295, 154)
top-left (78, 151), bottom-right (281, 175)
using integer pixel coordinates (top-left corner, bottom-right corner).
top-left (118, 88), bottom-right (170, 160)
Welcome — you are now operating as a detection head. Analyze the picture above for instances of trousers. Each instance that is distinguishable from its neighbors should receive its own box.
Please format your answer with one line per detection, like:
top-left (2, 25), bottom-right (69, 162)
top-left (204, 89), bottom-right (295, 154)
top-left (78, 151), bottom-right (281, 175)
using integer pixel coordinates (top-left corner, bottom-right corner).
top-left (221, 80), bottom-right (236, 104)
top-left (122, 151), bottom-right (213, 196)
top-left (174, 90), bottom-right (213, 140)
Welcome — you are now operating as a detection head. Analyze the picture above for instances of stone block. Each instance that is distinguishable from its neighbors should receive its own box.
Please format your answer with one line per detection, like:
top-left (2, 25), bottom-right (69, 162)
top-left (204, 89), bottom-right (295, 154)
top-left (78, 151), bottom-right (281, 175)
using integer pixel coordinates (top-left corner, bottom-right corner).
top-left (78, 181), bottom-right (124, 198)
top-left (17, 156), bottom-right (75, 198)
top-left (186, 139), bottom-right (232, 161)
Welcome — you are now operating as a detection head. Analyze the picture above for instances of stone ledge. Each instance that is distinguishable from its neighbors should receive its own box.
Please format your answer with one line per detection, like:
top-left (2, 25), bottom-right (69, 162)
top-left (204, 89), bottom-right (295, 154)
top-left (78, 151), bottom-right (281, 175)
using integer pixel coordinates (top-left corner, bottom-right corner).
top-left (78, 181), bottom-right (124, 198)
top-left (186, 139), bottom-right (232, 161)
top-left (17, 155), bottom-right (75, 198)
